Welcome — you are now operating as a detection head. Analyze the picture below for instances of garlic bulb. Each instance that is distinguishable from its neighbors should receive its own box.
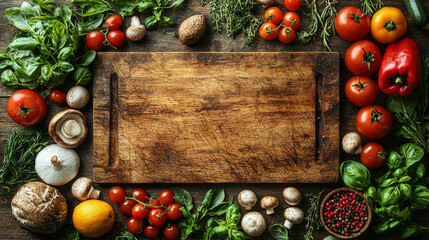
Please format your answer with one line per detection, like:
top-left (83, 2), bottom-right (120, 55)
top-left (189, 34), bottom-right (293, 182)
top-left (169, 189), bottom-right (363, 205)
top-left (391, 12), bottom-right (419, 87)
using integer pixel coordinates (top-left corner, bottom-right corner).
top-left (35, 144), bottom-right (80, 186)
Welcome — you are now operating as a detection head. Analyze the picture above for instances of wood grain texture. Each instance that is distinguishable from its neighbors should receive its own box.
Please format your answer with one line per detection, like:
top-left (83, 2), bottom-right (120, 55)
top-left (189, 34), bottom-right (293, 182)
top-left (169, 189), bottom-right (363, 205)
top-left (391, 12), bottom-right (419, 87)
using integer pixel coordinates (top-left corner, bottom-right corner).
top-left (92, 52), bottom-right (339, 183)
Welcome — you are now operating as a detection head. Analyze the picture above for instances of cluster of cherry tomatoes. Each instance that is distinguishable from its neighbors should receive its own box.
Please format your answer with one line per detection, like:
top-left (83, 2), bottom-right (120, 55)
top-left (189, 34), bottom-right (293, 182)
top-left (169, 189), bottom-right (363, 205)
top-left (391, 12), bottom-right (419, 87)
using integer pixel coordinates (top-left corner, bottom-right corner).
top-left (86, 14), bottom-right (125, 51)
top-left (109, 186), bottom-right (182, 240)
top-left (259, 0), bottom-right (301, 44)
top-left (336, 6), bottom-right (391, 169)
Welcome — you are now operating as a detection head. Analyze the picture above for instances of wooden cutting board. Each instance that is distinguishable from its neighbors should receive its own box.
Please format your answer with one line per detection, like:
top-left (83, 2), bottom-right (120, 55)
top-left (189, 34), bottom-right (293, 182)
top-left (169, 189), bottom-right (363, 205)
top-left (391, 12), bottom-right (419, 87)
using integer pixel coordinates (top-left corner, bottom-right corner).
top-left (92, 52), bottom-right (339, 183)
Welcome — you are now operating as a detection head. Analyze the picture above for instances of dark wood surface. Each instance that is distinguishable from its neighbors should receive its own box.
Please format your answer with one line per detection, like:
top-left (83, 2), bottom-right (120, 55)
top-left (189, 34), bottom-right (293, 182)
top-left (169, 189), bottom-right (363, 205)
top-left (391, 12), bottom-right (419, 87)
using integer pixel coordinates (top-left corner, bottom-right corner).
top-left (0, 0), bottom-right (428, 239)
top-left (92, 52), bottom-right (339, 184)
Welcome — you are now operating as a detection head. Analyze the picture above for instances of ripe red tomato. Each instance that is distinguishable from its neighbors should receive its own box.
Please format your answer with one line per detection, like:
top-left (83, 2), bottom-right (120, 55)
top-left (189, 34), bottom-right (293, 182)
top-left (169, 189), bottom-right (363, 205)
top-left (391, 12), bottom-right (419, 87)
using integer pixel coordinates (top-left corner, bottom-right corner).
top-left (148, 208), bottom-right (167, 227)
top-left (360, 142), bottom-right (386, 168)
top-left (159, 189), bottom-right (174, 206)
top-left (260, 22), bottom-right (279, 41)
top-left (120, 199), bottom-right (137, 216)
top-left (345, 76), bottom-right (378, 107)
top-left (7, 90), bottom-right (47, 127)
top-left (132, 203), bottom-right (150, 220)
top-left (164, 224), bottom-right (180, 240)
top-left (284, 0), bottom-right (301, 11)
top-left (265, 7), bottom-right (283, 25)
top-left (49, 89), bottom-right (66, 104)
top-left (86, 30), bottom-right (105, 51)
top-left (147, 199), bottom-right (162, 209)
top-left (109, 186), bottom-right (126, 204)
top-left (356, 105), bottom-right (392, 139)
top-left (132, 189), bottom-right (148, 203)
top-left (105, 14), bottom-right (123, 30)
top-left (335, 6), bottom-right (370, 41)
top-left (107, 30), bottom-right (125, 47)
top-left (345, 40), bottom-right (382, 76)
top-left (282, 12), bottom-right (300, 30)
top-left (278, 27), bottom-right (296, 44)
top-left (144, 225), bottom-right (159, 239)
top-left (167, 203), bottom-right (183, 221)
top-left (127, 217), bottom-right (144, 234)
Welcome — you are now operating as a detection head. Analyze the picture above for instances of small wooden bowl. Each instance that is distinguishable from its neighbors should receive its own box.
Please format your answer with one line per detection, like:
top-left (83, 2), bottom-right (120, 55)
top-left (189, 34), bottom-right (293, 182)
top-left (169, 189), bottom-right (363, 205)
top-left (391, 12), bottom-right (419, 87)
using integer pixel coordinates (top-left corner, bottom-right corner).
top-left (320, 187), bottom-right (372, 239)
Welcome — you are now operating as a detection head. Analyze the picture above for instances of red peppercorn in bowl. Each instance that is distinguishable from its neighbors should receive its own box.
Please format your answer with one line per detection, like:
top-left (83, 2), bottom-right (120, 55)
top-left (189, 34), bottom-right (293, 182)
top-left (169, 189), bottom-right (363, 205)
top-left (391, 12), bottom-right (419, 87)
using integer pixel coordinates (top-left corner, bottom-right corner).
top-left (320, 188), bottom-right (372, 239)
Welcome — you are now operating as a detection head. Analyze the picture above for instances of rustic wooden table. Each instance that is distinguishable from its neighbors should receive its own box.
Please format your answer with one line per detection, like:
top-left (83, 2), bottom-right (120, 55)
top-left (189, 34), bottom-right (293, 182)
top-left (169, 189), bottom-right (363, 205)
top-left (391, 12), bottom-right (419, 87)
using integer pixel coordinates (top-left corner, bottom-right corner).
top-left (0, 0), bottom-right (428, 239)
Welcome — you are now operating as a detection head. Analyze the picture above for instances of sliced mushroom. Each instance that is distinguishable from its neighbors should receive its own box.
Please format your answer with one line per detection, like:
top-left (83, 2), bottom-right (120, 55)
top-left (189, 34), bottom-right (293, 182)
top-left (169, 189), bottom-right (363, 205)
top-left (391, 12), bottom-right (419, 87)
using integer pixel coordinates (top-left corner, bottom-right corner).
top-left (72, 177), bottom-right (100, 201)
top-left (283, 187), bottom-right (302, 205)
top-left (260, 195), bottom-right (279, 215)
top-left (241, 212), bottom-right (266, 237)
top-left (238, 190), bottom-right (257, 210)
top-left (67, 86), bottom-right (90, 109)
top-left (49, 109), bottom-right (88, 148)
top-left (126, 16), bottom-right (146, 41)
top-left (342, 132), bottom-right (362, 155)
top-left (283, 207), bottom-right (304, 229)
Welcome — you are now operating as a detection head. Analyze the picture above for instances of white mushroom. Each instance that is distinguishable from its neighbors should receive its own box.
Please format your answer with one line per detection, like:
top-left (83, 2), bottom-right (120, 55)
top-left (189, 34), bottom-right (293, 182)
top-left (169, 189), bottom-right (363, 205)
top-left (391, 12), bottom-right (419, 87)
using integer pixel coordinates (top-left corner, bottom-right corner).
top-left (72, 177), bottom-right (100, 201)
top-left (49, 109), bottom-right (88, 148)
top-left (260, 195), bottom-right (279, 215)
top-left (66, 86), bottom-right (90, 109)
top-left (283, 187), bottom-right (302, 205)
top-left (342, 132), bottom-right (362, 155)
top-left (11, 182), bottom-right (67, 234)
top-left (256, 0), bottom-right (275, 8)
top-left (241, 212), bottom-right (266, 237)
top-left (238, 190), bottom-right (257, 210)
top-left (126, 16), bottom-right (146, 41)
top-left (35, 144), bottom-right (80, 186)
top-left (283, 207), bottom-right (304, 229)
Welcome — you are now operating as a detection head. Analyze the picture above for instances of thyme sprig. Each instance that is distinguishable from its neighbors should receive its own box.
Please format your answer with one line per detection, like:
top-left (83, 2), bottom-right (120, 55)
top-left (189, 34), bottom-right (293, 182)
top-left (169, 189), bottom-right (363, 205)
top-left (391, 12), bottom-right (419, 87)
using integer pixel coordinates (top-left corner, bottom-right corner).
top-left (304, 190), bottom-right (324, 240)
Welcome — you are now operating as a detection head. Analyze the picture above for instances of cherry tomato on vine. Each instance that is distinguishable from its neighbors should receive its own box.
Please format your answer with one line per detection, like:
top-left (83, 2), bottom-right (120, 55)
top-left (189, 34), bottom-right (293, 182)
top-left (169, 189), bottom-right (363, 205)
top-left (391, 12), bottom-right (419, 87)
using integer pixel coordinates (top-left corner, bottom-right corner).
top-left (345, 76), bottom-right (378, 107)
top-left (278, 27), bottom-right (296, 44)
top-left (105, 14), bottom-right (123, 30)
top-left (132, 203), bottom-right (150, 220)
top-left (144, 225), bottom-right (159, 239)
top-left (164, 224), bottom-right (180, 240)
top-left (335, 6), bottom-right (370, 41)
top-left (132, 188), bottom-right (148, 203)
top-left (148, 208), bottom-right (167, 227)
top-left (147, 199), bottom-right (162, 209)
top-left (7, 89), bottom-right (47, 127)
top-left (355, 105), bottom-right (392, 139)
top-left (282, 12), bottom-right (301, 30)
top-left (284, 0), bottom-right (301, 11)
top-left (361, 142), bottom-right (386, 168)
top-left (127, 217), bottom-right (144, 234)
top-left (260, 22), bottom-right (279, 41)
top-left (159, 189), bottom-right (174, 206)
top-left (107, 30), bottom-right (125, 47)
top-left (345, 40), bottom-right (382, 76)
top-left (49, 89), bottom-right (66, 104)
top-left (265, 7), bottom-right (283, 25)
top-left (86, 30), bottom-right (105, 51)
top-left (120, 199), bottom-right (137, 216)
top-left (167, 203), bottom-right (183, 221)
top-left (109, 186), bottom-right (126, 204)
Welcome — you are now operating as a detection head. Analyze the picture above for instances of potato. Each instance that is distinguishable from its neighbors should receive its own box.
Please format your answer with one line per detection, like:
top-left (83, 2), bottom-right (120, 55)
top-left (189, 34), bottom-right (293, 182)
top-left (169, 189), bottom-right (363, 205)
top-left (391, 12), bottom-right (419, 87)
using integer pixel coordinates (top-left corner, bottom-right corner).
top-left (178, 15), bottom-right (206, 45)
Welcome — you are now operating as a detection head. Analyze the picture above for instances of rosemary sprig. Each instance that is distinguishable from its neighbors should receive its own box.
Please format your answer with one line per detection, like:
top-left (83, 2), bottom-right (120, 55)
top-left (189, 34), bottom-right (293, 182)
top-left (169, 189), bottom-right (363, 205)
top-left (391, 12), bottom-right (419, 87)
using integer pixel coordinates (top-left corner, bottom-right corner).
top-left (304, 190), bottom-right (324, 240)
top-left (360, 0), bottom-right (384, 17)
top-left (319, 0), bottom-right (337, 52)
top-left (298, 0), bottom-right (319, 44)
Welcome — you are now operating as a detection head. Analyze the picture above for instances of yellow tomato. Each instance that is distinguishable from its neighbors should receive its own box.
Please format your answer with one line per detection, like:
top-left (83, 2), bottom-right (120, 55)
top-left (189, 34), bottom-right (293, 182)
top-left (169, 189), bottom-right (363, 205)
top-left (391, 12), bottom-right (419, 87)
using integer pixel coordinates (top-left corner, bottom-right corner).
top-left (371, 7), bottom-right (407, 44)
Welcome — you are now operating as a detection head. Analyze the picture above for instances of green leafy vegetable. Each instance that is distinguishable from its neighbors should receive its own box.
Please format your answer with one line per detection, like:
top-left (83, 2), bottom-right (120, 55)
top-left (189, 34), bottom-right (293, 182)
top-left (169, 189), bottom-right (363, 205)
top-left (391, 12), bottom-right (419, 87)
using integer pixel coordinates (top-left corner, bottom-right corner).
top-left (269, 224), bottom-right (290, 240)
top-left (323, 236), bottom-right (340, 240)
top-left (340, 160), bottom-right (371, 191)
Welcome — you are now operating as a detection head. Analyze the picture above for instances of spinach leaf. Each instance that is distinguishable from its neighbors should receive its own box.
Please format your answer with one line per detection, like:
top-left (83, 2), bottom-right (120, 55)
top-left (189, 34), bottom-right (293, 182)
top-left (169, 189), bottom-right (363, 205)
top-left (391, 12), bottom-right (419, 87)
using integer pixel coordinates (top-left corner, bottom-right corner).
top-left (400, 143), bottom-right (424, 168)
top-left (268, 224), bottom-right (289, 240)
top-left (340, 160), bottom-right (371, 191)
top-left (174, 187), bottom-right (193, 212)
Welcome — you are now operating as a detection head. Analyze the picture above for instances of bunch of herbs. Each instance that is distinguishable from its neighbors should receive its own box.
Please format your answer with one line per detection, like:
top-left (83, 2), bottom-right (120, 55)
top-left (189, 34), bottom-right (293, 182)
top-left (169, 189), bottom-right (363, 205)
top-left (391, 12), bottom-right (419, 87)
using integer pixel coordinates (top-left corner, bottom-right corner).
top-left (304, 191), bottom-right (324, 240)
top-left (360, 0), bottom-right (384, 17)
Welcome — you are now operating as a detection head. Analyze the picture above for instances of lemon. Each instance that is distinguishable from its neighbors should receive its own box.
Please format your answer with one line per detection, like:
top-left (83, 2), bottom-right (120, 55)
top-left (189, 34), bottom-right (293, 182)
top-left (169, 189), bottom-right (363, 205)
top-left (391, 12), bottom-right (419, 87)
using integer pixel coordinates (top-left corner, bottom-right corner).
top-left (72, 199), bottom-right (115, 238)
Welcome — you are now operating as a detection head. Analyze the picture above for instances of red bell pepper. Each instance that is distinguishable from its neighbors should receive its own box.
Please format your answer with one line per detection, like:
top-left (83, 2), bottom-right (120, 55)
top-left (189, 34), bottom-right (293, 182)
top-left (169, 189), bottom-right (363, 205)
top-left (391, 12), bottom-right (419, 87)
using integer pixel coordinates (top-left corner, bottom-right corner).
top-left (378, 37), bottom-right (421, 96)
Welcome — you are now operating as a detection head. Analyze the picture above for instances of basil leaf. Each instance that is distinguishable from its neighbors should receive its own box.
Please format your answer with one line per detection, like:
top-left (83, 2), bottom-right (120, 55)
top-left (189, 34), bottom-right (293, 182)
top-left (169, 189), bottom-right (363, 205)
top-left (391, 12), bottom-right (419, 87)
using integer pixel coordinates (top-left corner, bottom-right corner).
top-left (400, 223), bottom-right (423, 239)
top-left (268, 224), bottom-right (289, 240)
top-left (213, 225), bottom-right (228, 236)
top-left (398, 176), bottom-right (411, 183)
top-left (230, 229), bottom-right (245, 240)
top-left (51, 20), bottom-right (68, 50)
top-left (207, 197), bottom-right (233, 216)
top-left (416, 163), bottom-right (425, 178)
top-left (9, 37), bottom-right (40, 50)
top-left (208, 189), bottom-right (225, 210)
top-left (340, 160), bottom-right (371, 191)
top-left (411, 185), bottom-right (429, 210)
top-left (5, 2), bottom-right (40, 33)
top-left (400, 143), bottom-right (424, 168)
top-left (387, 151), bottom-right (403, 169)
top-left (170, 0), bottom-right (185, 8)
top-left (41, 64), bottom-right (52, 80)
top-left (145, 15), bottom-right (159, 30)
top-left (226, 204), bottom-right (241, 225)
top-left (380, 186), bottom-right (401, 206)
top-left (197, 190), bottom-right (213, 212)
top-left (387, 94), bottom-right (418, 115)
top-left (79, 50), bottom-right (96, 67)
top-left (373, 222), bottom-right (389, 233)
top-left (174, 187), bottom-right (193, 212)
top-left (58, 47), bottom-right (73, 60)
top-left (74, 67), bottom-right (92, 85)
top-left (393, 168), bottom-right (405, 179)
top-left (59, 61), bottom-right (74, 72)
top-left (323, 236), bottom-right (340, 240)
top-left (380, 178), bottom-right (397, 188)
top-left (1, 70), bottom-right (21, 87)
top-left (137, 0), bottom-right (154, 13)
top-left (161, 16), bottom-right (176, 27)
top-left (400, 183), bottom-right (412, 199)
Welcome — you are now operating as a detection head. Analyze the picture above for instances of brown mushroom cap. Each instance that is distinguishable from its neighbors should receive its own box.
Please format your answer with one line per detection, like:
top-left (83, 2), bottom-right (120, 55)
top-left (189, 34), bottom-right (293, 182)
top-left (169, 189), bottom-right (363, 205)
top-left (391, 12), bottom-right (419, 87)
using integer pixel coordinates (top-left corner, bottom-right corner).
top-left (283, 187), bottom-right (302, 205)
top-left (260, 195), bottom-right (279, 209)
top-left (72, 177), bottom-right (100, 201)
top-left (11, 182), bottom-right (67, 234)
top-left (49, 109), bottom-right (88, 148)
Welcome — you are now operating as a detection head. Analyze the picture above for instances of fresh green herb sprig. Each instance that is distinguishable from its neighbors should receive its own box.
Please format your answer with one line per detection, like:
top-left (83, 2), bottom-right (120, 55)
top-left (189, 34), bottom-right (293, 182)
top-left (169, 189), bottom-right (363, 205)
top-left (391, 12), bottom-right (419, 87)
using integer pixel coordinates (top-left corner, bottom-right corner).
top-left (115, 225), bottom-right (138, 240)
top-left (109, 0), bottom-right (185, 30)
top-left (0, 129), bottom-right (49, 199)
top-left (304, 190), bottom-right (324, 240)
top-left (202, 0), bottom-right (262, 45)
top-left (269, 224), bottom-right (290, 240)
top-left (360, 0), bottom-right (384, 17)
top-left (59, 218), bottom-right (80, 240)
